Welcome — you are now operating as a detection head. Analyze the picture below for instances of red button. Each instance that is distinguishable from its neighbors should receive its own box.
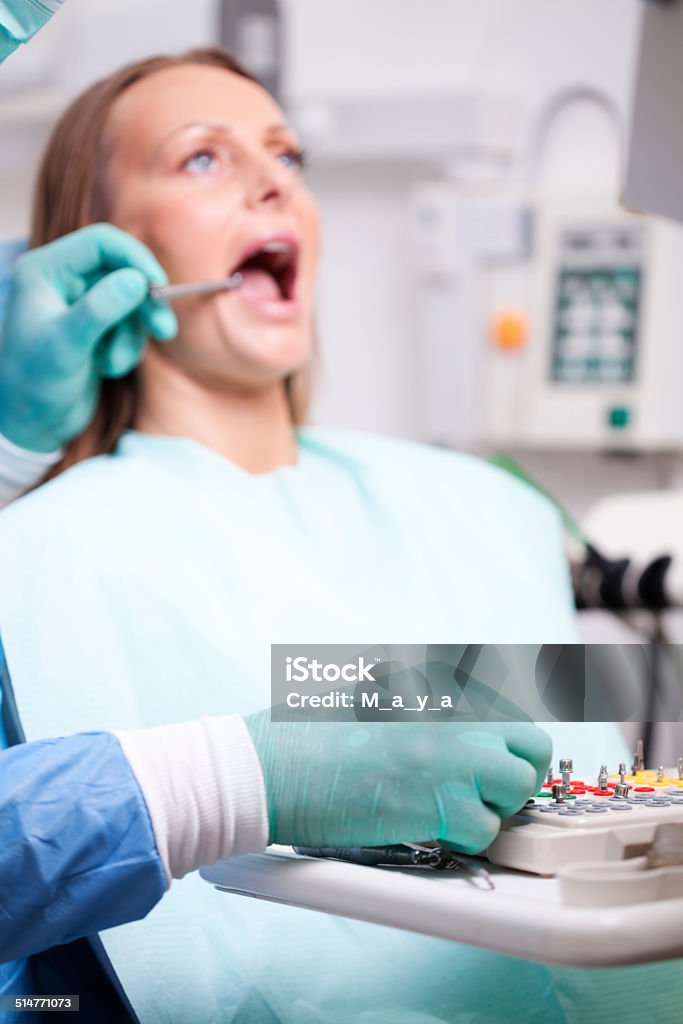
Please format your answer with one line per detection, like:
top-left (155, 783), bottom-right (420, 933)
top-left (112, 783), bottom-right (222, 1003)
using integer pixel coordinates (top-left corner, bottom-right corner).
top-left (635, 786), bottom-right (655, 792)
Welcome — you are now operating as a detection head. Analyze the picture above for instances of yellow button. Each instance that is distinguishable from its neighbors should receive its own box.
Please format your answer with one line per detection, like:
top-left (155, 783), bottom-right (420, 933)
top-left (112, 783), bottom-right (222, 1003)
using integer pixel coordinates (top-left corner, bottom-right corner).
top-left (490, 310), bottom-right (528, 351)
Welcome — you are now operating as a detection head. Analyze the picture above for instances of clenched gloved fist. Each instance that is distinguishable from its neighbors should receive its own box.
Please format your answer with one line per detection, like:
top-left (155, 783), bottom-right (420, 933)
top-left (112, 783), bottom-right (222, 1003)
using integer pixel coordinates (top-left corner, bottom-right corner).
top-left (244, 714), bottom-right (552, 854)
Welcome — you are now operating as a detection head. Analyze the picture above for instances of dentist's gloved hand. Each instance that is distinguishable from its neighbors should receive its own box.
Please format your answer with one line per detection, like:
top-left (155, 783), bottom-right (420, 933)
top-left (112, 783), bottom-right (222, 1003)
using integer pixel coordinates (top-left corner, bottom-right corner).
top-left (0, 0), bottom-right (64, 63)
top-left (244, 715), bottom-right (552, 853)
top-left (0, 224), bottom-right (177, 453)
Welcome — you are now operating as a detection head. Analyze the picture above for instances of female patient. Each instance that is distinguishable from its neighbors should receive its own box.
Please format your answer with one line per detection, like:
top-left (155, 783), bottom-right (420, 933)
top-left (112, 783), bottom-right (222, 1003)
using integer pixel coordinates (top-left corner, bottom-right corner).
top-left (0, 48), bottom-right (677, 1024)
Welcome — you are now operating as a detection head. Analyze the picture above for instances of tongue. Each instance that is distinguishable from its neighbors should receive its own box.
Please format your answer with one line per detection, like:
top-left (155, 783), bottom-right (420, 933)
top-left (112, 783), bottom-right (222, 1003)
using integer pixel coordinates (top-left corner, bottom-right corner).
top-left (238, 267), bottom-right (282, 303)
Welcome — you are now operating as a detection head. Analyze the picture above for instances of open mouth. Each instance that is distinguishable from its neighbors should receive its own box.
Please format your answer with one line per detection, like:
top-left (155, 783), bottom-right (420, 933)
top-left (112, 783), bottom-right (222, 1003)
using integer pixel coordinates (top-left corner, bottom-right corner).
top-left (230, 238), bottom-right (299, 305)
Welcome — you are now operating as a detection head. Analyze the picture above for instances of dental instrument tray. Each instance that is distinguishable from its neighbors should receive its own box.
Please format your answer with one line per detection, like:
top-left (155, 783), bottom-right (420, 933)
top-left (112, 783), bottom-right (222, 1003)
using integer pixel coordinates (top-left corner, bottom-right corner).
top-left (201, 761), bottom-right (683, 968)
top-left (485, 763), bottom-right (683, 876)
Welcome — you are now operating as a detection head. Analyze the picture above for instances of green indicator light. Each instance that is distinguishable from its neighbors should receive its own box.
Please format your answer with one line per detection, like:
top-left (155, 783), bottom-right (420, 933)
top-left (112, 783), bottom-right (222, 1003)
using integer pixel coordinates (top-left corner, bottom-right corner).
top-left (608, 406), bottom-right (630, 429)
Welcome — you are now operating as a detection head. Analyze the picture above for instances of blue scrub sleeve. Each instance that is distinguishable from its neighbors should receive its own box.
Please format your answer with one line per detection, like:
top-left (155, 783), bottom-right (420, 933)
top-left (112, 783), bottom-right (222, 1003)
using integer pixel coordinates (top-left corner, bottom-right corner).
top-left (0, 729), bottom-right (167, 963)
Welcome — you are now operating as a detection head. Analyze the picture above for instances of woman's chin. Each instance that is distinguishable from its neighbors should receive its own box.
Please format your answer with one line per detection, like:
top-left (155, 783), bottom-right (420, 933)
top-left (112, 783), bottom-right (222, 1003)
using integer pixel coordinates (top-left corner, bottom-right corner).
top-left (228, 326), bottom-right (312, 376)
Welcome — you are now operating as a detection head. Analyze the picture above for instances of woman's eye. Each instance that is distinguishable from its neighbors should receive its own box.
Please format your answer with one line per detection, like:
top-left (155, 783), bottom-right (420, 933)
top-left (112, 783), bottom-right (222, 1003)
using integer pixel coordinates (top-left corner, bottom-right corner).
top-left (278, 148), bottom-right (306, 172)
top-left (182, 149), bottom-right (220, 174)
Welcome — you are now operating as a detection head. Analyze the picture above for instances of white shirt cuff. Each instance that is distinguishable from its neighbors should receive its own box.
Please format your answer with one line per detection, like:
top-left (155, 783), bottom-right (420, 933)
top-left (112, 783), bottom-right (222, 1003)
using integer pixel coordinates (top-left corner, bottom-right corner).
top-left (114, 716), bottom-right (269, 882)
top-left (0, 432), bottom-right (62, 507)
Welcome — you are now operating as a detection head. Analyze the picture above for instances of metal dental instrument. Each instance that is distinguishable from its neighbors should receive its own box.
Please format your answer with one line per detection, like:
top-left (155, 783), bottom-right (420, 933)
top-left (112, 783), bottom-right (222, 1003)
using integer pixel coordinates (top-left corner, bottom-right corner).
top-left (149, 271), bottom-right (244, 303)
top-left (560, 757), bottom-right (573, 797)
top-left (598, 764), bottom-right (609, 792)
top-left (149, 240), bottom-right (292, 302)
top-left (294, 843), bottom-right (495, 890)
top-left (402, 845), bottom-right (495, 891)
top-left (293, 846), bottom-right (433, 868)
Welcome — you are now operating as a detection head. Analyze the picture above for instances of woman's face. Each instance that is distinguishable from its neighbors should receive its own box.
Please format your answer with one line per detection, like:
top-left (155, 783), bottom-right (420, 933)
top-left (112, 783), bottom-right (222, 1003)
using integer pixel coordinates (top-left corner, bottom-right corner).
top-left (105, 63), bottom-right (320, 389)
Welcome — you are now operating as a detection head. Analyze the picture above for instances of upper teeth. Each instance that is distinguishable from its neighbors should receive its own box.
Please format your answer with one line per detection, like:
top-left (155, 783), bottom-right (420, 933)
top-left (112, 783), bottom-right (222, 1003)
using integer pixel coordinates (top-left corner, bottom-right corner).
top-left (261, 241), bottom-right (293, 255)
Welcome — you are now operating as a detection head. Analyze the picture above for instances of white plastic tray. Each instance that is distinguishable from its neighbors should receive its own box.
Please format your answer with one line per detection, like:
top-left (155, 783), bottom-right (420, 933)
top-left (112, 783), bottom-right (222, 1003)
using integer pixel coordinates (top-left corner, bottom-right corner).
top-left (201, 847), bottom-right (683, 967)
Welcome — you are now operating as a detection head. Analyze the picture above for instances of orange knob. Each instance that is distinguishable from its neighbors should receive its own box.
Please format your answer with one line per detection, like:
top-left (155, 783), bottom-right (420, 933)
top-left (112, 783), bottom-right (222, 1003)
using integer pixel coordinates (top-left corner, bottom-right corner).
top-left (490, 310), bottom-right (528, 351)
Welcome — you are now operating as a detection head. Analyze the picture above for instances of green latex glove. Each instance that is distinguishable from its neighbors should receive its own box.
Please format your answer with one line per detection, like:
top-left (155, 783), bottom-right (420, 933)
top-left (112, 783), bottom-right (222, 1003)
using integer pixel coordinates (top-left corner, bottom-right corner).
top-left (0, 0), bottom-right (63, 63)
top-left (0, 224), bottom-right (177, 453)
top-left (244, 715), bottom-right (552, 853)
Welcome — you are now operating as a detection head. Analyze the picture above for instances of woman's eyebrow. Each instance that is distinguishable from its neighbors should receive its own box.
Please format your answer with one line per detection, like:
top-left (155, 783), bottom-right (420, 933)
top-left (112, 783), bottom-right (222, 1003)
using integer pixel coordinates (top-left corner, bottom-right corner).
top-left (151, 121), bottom-right (233, 158)
top-left (263, 123), bottom-right (291, 136)
top-left (153, 120), bottom-right (294, 155)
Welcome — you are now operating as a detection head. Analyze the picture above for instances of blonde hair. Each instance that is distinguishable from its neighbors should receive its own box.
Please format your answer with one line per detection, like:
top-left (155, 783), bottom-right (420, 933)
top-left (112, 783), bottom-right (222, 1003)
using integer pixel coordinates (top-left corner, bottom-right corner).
top-left (31, 48), bottom-right (312, 483)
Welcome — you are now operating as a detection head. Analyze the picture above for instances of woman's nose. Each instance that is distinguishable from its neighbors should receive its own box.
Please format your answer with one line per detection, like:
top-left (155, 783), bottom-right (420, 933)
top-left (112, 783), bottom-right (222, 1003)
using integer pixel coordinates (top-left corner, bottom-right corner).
top-left (242, 151), bottom-right (295, 209)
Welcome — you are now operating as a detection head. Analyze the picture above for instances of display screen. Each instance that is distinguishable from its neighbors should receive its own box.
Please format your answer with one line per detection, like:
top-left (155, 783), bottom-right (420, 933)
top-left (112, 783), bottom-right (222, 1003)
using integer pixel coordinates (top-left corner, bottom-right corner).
top-left (550, 226), bottom-right (643, 384)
